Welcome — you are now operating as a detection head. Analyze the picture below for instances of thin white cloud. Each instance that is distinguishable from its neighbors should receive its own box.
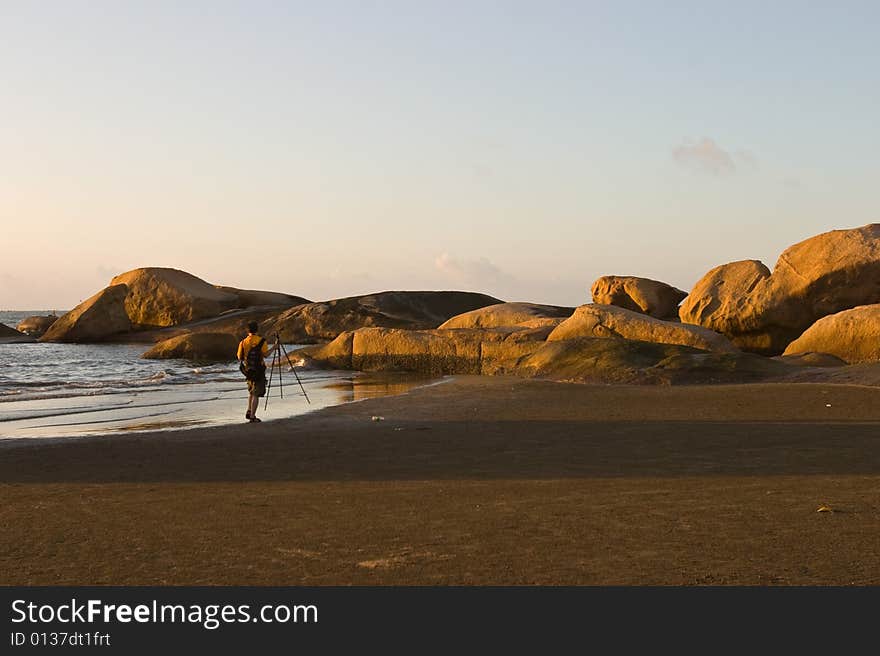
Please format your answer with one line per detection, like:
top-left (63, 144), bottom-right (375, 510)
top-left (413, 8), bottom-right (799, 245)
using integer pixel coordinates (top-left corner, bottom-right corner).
top-left (434, 253), bottom-right (515, 288)
top-left (673, 138), bottom-right (756, 176)
top-left (327, 267), bottom-right (372, 281)
top-left (734, 150), bottom-right (758, 171)
top-left (95, 265), bottom-right (121, 282)
top-left (432, 255), bottom-right (588, 304)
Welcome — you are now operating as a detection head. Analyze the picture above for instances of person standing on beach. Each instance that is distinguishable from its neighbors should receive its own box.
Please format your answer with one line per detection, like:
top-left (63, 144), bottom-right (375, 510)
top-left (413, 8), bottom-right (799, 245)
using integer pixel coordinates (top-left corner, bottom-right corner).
top-left (237, 321), bottom-right (277, 423)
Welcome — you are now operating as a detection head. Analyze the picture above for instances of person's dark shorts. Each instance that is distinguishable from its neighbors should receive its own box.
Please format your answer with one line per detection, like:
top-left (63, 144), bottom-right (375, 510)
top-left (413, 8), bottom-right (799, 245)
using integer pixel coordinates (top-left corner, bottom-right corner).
top-left (248, 374), bottom-right (267, 398)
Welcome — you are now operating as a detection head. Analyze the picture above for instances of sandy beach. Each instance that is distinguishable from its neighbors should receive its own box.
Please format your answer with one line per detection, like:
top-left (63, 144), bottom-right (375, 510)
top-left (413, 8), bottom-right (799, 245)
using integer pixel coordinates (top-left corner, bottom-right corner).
top-left (2, 376), bottom-right (880, 586)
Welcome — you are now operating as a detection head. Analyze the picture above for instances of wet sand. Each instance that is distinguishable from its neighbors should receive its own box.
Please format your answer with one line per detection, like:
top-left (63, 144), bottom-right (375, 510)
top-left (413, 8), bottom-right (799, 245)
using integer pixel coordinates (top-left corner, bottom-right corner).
top-left (2, 376), bottom-right (880, 585)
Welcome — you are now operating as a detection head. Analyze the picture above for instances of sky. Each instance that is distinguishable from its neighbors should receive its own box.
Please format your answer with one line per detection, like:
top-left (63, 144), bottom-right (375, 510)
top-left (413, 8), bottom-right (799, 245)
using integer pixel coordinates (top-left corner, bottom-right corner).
top-left (1, 1), bottom-right (878, 309)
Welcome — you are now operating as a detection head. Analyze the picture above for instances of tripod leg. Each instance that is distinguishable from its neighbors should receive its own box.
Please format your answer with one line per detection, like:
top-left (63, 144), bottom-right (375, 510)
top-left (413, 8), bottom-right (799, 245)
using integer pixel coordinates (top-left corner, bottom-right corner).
top-left (277, 336), bottom-right (283, 399)
top-left (279, 342), bottom-right (310, 404)
top-left (264, 348), bottom-right (275, 412)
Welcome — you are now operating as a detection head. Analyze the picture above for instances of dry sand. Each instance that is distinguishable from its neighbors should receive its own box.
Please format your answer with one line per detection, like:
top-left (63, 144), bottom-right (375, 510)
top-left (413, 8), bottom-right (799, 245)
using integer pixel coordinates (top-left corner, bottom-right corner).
top-left (2, 376), bottom-right (880, 585)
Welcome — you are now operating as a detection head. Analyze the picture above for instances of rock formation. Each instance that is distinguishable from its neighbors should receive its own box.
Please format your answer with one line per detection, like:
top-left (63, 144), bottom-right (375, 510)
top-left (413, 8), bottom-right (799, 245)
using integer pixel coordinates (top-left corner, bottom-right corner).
top-left (41, 267), bottom-right (306, 343)
top-left (0, 323), bottom-right (35, 343)
top-left (141, 332), bottom-right (240, 361)
top-left (298, 327), bottom-right (511, 373)
top-left (102, 308), bottom-right (291, 345)
top-left (111, 268), bottom-right (241, 328)
top-left (782, 305), bottom-right (880, 364)
top-left (497, 337), bottom-right (785, 385)
top-left (15, 314), bottom-right (59, 338)
top-left (680, 224), bottom-right (880, 354)
top-left (590, 276), bottom-right (687, 319)
top-left (41, 285), bottom-right (132, 343)
top-left (215, 286), bottom-right (309, 309)
top-left (296, 325), bottom-right (788, 385)
top-left (677, 259), bottom-right (773, 352)
top-left (547, 304), bottom-right (737, 352)
top-left (262, 291), bottom-right (504, 343)
top-left (438, 302), bottom-right (574, 329)
top-left (775, 352), bottom-right (847, 367)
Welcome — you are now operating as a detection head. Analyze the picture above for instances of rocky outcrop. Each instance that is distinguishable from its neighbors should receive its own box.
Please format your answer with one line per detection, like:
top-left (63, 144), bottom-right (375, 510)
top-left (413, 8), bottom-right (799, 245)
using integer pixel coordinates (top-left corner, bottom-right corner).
top-left (782, 361), bottom-right (880, 386)
top-left (503, 338), bottom-right (786, 384)
top-left (547, 304), bottom-right (737, 352)
top-left (775, 352), bottom-right (847, 367)
top-left (0, 323), bottom-right (35, 343)
top-left (297, 326), bottom-right (789, 385)
top-left (110, 268), bottom-right (240, 328)
top-left (678, 259), bottom-right (772, 349)
top-left (438, 302), bottom-right (574, 329)
top-left (680, 224), bottom-right (880, 354)
top-left (103, 308), bottom-right (292, 345)
top-left (215, 286), bottom-right (310, 309)
top-left (16, 314), bottom-right (59, 338)
top-left (302, 327), bottom-right (513, 374)
top-left (590, 276), bottom-right (687, 319)
top-left (782, 305), bottom-right (880, 364)
top-left (41, 267), bottom-right (308, 343)
top-left (141, 332), bottom-right (240, 361)
top-left (262, 291), bottom-right (503, 344)
top-left (40, 285), bottom-right (132, 343)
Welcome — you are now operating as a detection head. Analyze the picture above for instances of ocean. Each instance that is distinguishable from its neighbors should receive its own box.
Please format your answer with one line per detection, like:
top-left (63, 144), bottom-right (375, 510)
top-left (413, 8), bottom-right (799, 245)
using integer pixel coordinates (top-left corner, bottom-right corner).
top-left (0, 311), bottom-right (434, 440)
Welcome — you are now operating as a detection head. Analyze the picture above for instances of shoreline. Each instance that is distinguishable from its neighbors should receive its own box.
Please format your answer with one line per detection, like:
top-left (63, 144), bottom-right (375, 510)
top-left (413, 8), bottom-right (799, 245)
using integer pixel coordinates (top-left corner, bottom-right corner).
top-left (3, 374), bottom-right (879, 451)
top-left (0, 368), bottom-right (444, 444)
top-left (3, 376), bottom-right (880, 585)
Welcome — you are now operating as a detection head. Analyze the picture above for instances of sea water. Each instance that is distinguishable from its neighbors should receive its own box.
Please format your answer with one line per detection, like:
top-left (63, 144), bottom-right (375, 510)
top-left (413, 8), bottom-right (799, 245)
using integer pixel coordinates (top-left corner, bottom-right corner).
top-left (0, 311), bottom-right (436, 440)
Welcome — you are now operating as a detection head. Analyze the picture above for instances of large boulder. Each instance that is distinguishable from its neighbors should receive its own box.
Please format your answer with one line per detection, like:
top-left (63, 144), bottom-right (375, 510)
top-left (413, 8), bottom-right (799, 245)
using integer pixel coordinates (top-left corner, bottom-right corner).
top-left (303, 327), bottom-right (514, 374)
top-left (782, 305), bottom-right (880, 364)
top-left (111, 268), bottom-right (239, 328)
top-left (40, 284), bottom-right (132, 343)
top-left (41, 267), bottom-right (308, 343)
top-left (776, 352), bottom-right (847, 367)
top-left (215, 286), bottom-right (310, 308)
top-left (0, 323), bottom-right (35, 343)
top-left (590, 276), bottom-right (687, 319)
top-left (547, 304), bottom-right (737, 353)
top-left (298, 327), bottom-right (789, 384)
top-left (505, 338), bottom-right (786, 385)
top-left (783, 361), bottom-right (880, 386)
top-left (438, 302), bottom-right (574, 329)
top-left (105, 308), bottom-right (293, 345)
top-left (262, 291), bottom-right (503, 344)
top-left (680, 224), bottom-right (880, 354)
top-left (141, 332), bottom-right (240, 361)
top-left (678, 259), bottom-right (772, 347)
top-left (15, 314), bottom-right (59, 338)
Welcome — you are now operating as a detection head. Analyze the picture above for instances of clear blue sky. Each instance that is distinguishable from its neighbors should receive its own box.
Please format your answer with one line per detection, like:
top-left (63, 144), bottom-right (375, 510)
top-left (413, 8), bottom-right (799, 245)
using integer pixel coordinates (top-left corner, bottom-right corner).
top-left (2, 1), bottom-right (877, 308)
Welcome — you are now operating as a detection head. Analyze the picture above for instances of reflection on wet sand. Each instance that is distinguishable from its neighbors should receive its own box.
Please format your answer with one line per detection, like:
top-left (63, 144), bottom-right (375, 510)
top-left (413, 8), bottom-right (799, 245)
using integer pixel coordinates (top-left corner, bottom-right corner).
top-left (323, 373), bottom-right (445, 403)
top-left (112, 418), bottom-right (210, 432)
top-left (0, 371), bottom-right (445, 440)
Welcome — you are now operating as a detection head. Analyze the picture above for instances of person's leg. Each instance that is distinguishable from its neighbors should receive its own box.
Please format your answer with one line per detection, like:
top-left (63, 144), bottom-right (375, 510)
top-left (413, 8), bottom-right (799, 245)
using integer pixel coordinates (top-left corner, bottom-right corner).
top-left (249, 376), bottom-right (266, 422)
top-left (245, 381), bottom-right (255, 419)
top-left (248, 392), bottom-right (259, 419)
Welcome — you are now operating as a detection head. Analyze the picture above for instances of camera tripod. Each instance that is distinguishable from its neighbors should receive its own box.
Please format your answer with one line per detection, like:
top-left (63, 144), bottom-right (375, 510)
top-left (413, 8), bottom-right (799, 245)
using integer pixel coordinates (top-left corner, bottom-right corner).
top-left (265, 333), bottom-right (310, 410)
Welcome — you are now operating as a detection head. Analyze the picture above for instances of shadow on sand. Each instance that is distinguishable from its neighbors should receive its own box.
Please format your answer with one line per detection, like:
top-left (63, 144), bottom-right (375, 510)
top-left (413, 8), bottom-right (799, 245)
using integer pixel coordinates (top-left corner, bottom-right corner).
top-left (2, 417), bottom-right (879, 484)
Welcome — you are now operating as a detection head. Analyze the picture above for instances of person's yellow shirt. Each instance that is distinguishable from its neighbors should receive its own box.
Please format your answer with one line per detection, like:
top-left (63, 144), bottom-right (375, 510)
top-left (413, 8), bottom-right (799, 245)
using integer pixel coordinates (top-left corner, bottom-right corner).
top-left (237, 334), bottom-right (270, 362)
